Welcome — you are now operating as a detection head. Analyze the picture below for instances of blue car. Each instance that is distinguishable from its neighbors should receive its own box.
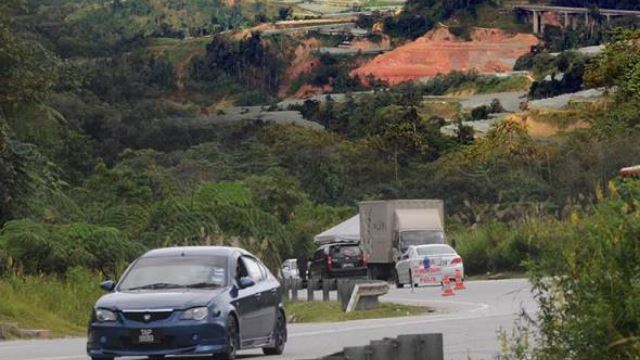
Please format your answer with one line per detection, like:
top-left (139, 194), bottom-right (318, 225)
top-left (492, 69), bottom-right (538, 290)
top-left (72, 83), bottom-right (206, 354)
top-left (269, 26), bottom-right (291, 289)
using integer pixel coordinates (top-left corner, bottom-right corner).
top-left (87, 246), bottom-right (287, 360)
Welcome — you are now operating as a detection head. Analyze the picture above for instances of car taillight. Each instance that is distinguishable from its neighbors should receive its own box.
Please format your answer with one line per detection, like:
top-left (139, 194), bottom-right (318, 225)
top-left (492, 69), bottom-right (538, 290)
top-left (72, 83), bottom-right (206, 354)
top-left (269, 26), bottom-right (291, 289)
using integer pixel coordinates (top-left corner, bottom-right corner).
top-left (363, 252), bottom-right (369, 266)
top-left (326, 255), bottom-right (333, 268)
top-left (450, 257), bottom-right (462, 265)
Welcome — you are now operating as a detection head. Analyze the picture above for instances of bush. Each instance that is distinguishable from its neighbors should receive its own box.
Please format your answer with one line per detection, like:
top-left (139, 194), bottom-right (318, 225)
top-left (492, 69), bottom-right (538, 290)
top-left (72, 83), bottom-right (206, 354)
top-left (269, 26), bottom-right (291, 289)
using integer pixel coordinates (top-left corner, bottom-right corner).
top-left (455, 218), bottom-right (562, 276)
top-left (519, 179), bottom-right (640, 359)
top-left (470, 105), bottom-right (490, 120)
top-left (0, 220), bottom-right (142, 275)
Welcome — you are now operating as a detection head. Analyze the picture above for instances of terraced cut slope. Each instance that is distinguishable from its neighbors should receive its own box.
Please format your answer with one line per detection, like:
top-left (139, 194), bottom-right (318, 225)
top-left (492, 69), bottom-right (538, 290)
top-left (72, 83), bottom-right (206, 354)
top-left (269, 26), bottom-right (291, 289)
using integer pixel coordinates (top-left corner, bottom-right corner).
top-left (352, 25), bottom-right (539, 85)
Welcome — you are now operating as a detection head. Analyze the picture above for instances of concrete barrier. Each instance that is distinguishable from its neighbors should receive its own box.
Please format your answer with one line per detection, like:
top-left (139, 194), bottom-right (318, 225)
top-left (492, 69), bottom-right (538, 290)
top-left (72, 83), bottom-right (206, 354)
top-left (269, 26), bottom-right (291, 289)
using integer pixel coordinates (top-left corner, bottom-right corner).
top-left (305, 333), bottom-right (444, 360)
top-left (344, 281), bottom-right (389, 312)
top-left (335, 279), bottom-right (388, 312)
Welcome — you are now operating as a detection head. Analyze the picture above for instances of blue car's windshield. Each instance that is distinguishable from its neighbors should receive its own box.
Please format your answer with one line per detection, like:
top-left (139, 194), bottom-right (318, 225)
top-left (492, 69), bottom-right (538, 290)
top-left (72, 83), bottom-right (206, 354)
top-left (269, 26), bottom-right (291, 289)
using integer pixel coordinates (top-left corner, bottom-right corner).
top-left (118, 256), bottom-right (228, 291)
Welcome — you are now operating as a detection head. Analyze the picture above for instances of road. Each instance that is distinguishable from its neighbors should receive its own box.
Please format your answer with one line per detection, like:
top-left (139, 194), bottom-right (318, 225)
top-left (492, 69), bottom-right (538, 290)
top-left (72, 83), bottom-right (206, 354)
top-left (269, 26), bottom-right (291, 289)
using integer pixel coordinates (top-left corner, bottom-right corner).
top-left (0, 279), bottom-right (535, 360)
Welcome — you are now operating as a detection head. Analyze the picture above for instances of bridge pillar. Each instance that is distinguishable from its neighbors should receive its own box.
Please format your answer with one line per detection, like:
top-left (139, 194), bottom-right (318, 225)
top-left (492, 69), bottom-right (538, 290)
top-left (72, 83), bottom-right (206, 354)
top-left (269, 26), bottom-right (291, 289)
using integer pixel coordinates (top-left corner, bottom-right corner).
top-left (564, 12), bottom-right (569, 28)
top-left (532, 10), bottom-right (539, 34)
top-left (606, 14), bottom-right (611, 24)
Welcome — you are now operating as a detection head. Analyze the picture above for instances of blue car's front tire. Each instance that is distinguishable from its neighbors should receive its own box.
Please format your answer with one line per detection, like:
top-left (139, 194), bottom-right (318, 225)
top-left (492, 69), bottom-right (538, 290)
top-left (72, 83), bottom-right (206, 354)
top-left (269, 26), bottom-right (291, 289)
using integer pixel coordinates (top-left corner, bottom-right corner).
top-left (263, 310), bottom-right (286, 356)
top-left (215, 315), bottom-right (239, 360)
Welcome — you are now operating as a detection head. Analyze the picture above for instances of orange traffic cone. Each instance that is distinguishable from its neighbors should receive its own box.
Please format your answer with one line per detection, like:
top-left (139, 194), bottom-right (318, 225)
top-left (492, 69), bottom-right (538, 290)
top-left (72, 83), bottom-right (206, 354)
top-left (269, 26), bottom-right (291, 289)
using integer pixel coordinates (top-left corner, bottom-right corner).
top-left (441, 277), bottom-right (455, 296)
top-left (454, 269), bottom-right (466, 290)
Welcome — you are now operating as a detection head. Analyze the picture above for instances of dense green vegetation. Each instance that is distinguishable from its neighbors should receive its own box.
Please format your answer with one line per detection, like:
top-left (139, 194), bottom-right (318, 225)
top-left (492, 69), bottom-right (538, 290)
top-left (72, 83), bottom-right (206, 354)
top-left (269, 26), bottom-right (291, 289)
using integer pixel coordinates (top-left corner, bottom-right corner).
top-left (2, 0), bottom-right (640, 277)
top-left (515, 51), bottom-right (589, 99)
top-left (498, 178), bottom-right (640, 359)
top-left (190, 32), bottom-right (291, 95)
top-left (421, 71), bottom-right (530, 95)
top-left (354, 0), bottom-right (494, 40)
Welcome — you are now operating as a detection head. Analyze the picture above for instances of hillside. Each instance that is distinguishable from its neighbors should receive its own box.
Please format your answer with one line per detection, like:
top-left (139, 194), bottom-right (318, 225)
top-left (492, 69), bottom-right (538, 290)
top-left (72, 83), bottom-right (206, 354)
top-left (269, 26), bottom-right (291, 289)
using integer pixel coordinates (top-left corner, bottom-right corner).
top-left (352, 25), bottom-right (538, 85)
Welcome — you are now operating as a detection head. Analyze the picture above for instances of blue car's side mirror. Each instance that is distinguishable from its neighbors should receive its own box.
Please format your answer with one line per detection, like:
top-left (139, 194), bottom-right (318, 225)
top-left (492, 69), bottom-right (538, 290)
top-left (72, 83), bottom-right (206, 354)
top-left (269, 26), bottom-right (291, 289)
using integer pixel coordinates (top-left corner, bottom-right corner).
top-left (100, 280), bottom-right (116, 292)
top-left (238, 277), bottom-right (255, 289)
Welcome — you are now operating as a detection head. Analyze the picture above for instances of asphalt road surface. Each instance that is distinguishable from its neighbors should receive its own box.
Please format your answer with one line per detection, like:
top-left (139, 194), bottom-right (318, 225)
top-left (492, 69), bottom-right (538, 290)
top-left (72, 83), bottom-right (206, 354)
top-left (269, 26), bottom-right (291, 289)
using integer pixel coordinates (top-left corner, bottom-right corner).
top-left (0, 279), bottom-right (535, 360)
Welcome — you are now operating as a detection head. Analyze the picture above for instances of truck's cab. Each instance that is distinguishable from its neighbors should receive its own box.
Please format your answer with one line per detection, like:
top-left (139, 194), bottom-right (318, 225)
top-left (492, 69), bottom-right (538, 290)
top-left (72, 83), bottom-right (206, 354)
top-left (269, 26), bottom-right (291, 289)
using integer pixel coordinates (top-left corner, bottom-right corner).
top-left (393, 208), bottom-right (445, 258)
top-left (397, 230), bottom-right (445, 252)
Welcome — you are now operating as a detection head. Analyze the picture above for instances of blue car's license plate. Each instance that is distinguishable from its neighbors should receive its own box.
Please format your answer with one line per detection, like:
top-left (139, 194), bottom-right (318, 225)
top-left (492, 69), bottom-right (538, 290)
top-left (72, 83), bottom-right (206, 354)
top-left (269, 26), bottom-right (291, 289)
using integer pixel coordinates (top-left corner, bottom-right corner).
top-left (131, 329), bottom-right (162, 344)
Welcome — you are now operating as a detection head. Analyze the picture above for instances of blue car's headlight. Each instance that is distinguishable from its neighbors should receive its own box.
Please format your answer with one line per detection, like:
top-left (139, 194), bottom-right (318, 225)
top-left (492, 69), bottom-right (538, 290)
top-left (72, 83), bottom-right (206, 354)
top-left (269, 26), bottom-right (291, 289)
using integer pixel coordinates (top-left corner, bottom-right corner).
top-left (180, 307), bottom-right (209, 321)
top-left (95, 308), bottom-right (117, 322)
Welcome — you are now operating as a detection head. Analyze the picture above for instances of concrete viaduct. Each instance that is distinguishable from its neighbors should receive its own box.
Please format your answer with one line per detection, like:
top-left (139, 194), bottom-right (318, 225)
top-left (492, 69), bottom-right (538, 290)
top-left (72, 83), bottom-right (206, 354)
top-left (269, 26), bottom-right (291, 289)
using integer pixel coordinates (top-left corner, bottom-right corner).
top-left (513, 4), bottom-right (640, 34)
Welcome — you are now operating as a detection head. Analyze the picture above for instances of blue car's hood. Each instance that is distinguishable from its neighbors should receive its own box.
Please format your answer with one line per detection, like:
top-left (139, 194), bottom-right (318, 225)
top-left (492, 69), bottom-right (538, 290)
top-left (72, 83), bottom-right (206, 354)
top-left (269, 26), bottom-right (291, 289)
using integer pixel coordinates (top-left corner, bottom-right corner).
top-left (96, 288), bottom-right (226, 310)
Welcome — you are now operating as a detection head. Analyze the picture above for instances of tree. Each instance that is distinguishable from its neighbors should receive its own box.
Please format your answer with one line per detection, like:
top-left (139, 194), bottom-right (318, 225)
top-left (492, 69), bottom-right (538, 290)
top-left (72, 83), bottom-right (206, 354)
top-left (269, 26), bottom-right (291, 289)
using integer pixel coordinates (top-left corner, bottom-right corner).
top-left (0, 0), bottom-right (57, 118)
top-left (585, 29), bottom-right (640, 101)
top-left (244, 170), bottom-right (306, 223)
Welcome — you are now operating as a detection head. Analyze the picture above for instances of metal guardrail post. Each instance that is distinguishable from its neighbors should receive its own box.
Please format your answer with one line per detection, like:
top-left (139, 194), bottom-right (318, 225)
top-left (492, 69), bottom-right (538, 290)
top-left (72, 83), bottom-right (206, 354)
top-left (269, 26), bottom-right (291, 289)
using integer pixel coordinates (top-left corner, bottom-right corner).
top-left (322, 280), bottom-right (331, 302)
top-left (307, 279), bottom-right (316, 301)
top-left (292, 278), bottom-right (299, 301)
top-left (330, 278), bottom-right (337, 291)
top-left (336, 279), bottom-right (345, 303)
top-left (282, 278), bottom-right (290, 301)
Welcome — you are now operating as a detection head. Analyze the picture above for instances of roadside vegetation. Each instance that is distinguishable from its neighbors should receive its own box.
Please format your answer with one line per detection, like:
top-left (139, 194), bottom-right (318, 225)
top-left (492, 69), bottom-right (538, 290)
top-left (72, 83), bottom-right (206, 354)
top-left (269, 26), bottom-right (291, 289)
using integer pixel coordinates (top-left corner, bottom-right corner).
top-left (0, 268), bottom-right (101, 337)
top-left (422, 71), bottom-right (530, 96)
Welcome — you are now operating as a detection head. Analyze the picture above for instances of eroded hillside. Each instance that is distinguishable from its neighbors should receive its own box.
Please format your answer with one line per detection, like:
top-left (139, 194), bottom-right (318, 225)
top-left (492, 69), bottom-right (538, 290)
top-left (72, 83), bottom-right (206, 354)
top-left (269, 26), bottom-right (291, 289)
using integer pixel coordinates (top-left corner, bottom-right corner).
top-left (352, 26), bottom-right (539, 85)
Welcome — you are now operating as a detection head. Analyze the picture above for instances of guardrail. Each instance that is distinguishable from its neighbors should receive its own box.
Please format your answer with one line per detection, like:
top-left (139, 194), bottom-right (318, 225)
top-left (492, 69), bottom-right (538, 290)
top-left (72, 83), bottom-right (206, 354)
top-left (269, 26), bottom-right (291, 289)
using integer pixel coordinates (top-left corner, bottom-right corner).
top-left (303, 333), bottom-right (444, 360)
top-left (280, 278), bottom-right (389, 312)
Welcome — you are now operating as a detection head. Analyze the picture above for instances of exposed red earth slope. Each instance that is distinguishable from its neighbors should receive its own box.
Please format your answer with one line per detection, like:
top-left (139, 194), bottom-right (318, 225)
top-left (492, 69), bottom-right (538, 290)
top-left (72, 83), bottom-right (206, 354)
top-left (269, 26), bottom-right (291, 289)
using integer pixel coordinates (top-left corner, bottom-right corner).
top-left (351, 25), bottom-right (539, 85)
top-left (279, 38), bottom-right (324, 97)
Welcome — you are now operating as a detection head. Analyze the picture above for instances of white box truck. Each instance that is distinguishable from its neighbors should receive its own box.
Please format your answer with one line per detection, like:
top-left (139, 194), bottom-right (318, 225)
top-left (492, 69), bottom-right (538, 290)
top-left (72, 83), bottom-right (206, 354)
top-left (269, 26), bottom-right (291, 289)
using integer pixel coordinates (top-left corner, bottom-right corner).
top-left (359, 199), bottom-right (445, 281)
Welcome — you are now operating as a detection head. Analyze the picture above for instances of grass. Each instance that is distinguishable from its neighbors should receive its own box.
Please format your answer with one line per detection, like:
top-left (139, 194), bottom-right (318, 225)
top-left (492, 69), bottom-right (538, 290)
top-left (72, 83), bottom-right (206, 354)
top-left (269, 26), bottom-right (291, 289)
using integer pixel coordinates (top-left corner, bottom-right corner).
top-left (147, 37), bottom-right (210, 65)
top-left (284, 301), bottom-right (432, 323)
top-left (0, 268), bottom-right (102, 337)
top-left (419, 100), bottom-right (462, 120)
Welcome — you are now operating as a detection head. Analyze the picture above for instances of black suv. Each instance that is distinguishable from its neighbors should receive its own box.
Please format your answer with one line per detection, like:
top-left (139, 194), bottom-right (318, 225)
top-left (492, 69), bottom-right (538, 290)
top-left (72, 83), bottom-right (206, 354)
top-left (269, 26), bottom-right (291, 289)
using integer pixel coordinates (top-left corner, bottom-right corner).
top-left (309, 243), bottom-right (368, 280)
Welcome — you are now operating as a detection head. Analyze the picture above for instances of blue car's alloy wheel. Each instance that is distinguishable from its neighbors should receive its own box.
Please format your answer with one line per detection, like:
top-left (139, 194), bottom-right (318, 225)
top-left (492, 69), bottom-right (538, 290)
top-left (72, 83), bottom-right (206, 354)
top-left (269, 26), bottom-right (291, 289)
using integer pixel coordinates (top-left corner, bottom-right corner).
top-left (263, 310), bottom-right (286, 355)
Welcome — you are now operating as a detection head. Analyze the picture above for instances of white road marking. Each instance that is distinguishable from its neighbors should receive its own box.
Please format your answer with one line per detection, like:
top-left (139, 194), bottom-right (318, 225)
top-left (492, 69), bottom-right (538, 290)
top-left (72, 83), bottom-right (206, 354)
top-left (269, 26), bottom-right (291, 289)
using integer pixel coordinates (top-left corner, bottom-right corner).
top-left (383, 296), bottom-right (491, 313)
top-left (290, 311), bottom-right (516, 338)
top-left (14, 356), bottom-right (86, 360)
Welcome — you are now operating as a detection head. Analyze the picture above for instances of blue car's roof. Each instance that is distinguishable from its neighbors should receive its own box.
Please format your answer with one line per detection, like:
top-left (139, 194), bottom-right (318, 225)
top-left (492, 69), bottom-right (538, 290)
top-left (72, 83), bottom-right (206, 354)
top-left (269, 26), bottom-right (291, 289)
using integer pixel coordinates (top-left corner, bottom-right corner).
top-left (142, 246), bottom-right (250, 258)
